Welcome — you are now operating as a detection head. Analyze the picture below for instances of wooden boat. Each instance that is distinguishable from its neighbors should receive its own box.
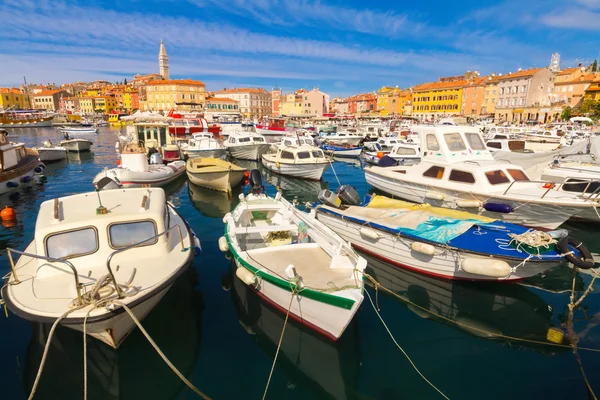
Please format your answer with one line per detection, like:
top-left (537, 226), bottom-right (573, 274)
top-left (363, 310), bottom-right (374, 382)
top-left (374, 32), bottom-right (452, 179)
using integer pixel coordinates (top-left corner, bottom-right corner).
top-left (262, 144), bottom-right (329, 180)
top-left (180, 132), bottom-right (227, 159)
top-left (0, 110), bottom-right (53, 128)
top-left (59, 138), bottom-right (92, 152)
top-left (186, 157), bottom-right (246, 193)
top-left (0, 130), bottom-right (45, 195)
top-left (315, 193), bottom-right (593, 281)
top-left (2, 188), bottom-right (199, 349)
top-left (322, 144), bottom-right (363, 158)
top-left (224, 132), bottom-right (271, 160)
top-left (222, 177), bottom-right (365, 340)
top-left (93, 142), bottom-right (186, 189)
top-left (32, 140), bottom-right (67, 162)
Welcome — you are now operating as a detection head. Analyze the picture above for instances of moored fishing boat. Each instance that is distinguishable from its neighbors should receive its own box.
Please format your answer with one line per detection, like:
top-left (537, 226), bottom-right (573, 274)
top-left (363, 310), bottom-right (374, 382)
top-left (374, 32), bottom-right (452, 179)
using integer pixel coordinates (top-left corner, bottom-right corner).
top-left (315, 192), bottom-right (595, 281)
top-left (363, 143), bottom-right (420, 165)
top-left (2, 187), bottom-right (199, 348)
top-left (59, 138), bottom-right (93, 152)
top-left (224, 132), bottom-right (271, 160)
top-left (32, 140), bottom-right (67, 162)
top-left (221, 173), bottom-right (365, 340)
top-left (59, 126), bottom-right (98, 134)
top-left (322, 144), bottom-right (363, 158)
top-left (262, 144), bottom-right (329, 180)
top-left (186, 157), bottom-right (247, 193)
top-left (0, 130), bottom-right (45, 195)
top-left (0, 109), bottom-right (53, 128)
top-left (180, 132), bottom-right (226, 159)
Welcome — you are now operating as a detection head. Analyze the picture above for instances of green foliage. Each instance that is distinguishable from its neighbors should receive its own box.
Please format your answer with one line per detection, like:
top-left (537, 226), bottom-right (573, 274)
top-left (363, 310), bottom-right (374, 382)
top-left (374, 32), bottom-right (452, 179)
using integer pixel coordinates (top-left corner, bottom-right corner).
top-left (124, 78), bottom-right (128, 85)
top-left (593, 60), bottom-right (598, 73)
top-left (561, 106), bottom-right (571, 121)
top-left (580, 99), bottom-right (597, 114)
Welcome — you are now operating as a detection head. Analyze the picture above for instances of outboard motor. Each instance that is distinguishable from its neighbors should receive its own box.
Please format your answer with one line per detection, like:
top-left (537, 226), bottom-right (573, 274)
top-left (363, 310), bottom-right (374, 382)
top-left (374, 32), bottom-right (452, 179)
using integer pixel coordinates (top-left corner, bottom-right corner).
top-left (337, 185), bottom-right (360, 206)
top-left (318, 189), bottom-right (341, 208)
top-left (378, 155), bottom-right (398, 167)
top-left (95, 176), bottom-right (122, 190)
top-left (149, 152), bottom-right (163, 165)
top-left (248, 169), bottom-right (263, 193)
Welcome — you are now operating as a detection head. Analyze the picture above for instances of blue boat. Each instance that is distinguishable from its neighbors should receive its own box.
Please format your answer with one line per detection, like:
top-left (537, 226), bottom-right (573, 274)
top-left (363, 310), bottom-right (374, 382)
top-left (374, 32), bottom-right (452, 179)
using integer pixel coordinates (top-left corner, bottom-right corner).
top-left (322, 144), bottom-right (362, 158)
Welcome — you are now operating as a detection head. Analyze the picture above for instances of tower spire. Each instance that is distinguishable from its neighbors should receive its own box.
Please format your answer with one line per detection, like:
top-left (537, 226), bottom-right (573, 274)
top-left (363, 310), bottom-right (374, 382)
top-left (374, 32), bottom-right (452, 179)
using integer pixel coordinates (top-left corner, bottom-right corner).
top-left (159, 40), bottom-right (169, 80)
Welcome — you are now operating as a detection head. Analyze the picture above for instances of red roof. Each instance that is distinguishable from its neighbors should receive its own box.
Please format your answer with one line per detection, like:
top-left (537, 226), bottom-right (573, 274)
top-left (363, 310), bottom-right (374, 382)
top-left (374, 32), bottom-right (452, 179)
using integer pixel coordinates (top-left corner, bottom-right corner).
top-left (34, 89), bottom-right (64, 96)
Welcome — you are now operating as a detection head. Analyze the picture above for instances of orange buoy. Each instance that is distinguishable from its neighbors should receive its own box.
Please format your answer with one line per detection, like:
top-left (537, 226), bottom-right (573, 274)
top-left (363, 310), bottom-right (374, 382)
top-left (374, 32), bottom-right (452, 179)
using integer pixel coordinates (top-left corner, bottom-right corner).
top-left (377, 151), bottom-right (384, 159)
top-left (116, 159), bottom-right (121, 166)
top-left (244, 171), bottom-right (250, 178)
top-left (1, 206), bottom-right (16, 222)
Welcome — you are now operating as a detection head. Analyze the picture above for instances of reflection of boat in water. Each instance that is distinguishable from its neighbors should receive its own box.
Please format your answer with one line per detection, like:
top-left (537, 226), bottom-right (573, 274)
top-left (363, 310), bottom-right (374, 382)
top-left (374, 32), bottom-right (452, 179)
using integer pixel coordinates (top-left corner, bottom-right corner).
top-left (363, 252), bottom-right (563, 349)
top-left (262, 168), bottom-right (328, 203)
top-left (332, 156), bottom-right (363, 168)
top-left (23, 267), bottom-right (204, 400)
top-left (230, 159), bottom-right (260, 171)
top-left (188, 181), bottom-right (240, 218)
top-left (228, 263), bottom-right (360, 399)
top-left (66, 150), bottom-right (93, 164)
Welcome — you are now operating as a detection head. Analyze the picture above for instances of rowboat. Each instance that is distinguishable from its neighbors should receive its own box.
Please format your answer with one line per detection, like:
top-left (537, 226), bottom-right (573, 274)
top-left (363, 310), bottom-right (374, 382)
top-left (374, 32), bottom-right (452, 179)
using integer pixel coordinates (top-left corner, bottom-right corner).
top-left (322, 144), bottom-right (363, 158)
top-left (32, 140), bottom-right (67, 162)
top-left (186, 157), bottom-right (247, 193)
top-left (59, 138), bottom-right (93, 152)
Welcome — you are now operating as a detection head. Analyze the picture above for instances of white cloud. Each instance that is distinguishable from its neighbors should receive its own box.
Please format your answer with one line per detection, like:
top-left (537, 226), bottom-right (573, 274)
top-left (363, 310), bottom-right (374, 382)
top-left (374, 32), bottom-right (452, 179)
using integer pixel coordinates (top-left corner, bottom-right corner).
top-left (542, 8), bottom-right (600, 30)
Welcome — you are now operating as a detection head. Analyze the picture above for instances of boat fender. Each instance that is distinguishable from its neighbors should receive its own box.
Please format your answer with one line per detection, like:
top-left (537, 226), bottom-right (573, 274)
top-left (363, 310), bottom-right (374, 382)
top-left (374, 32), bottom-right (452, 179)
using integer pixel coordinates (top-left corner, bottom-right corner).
top-left (557, 236), bottom-right (595, 269)
top-left (483, 202), bottom-right (514, 213)
top-left (236, 267), bottom-right (257, 286)
top-left (411, 241), bottom-right (436, 256)
top-left (276, 161), bottom-right (280, 168)
top-left (460, 257), bottom-right (512, 277)
top-left (34, 166), bottom-right (44, 174)
top-left (548, 229), bottom-right (568, 239)
top-left (456, 199), bottom-right (482, 208)
top-left (7, 181), bottom-right (19, 188)
top-left (359, 227), bottom-right (380, 241)
top-left (218, 236), bottom-right (229, 252)
top-left (425, 191), bottom-right (444, 201)
top-left (21, 176), bottom-right (32, 183)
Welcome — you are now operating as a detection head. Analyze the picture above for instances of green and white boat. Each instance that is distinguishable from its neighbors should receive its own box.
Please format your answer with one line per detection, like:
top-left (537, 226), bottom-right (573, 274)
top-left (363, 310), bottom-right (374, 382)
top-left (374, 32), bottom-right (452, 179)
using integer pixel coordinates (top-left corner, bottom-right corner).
top-left (221, 175), bottom-right (365, 340)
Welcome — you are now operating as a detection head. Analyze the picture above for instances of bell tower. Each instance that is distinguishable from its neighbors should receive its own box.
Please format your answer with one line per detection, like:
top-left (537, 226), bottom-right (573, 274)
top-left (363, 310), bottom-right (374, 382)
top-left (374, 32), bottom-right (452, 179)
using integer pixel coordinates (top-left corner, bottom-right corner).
top-left (159, 40), bottom-right (169, 80)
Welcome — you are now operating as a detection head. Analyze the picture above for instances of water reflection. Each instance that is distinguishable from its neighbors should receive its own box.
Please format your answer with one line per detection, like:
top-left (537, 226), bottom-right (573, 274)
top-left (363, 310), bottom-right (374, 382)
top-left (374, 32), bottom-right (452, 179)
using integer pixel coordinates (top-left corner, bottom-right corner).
top-left (226, 263), bottom-right (360, 399)
top-left (362, 253), bottom-right (564, 351)
top-left (332, 156), bottom-right (363, 169)
top-left (262, 169), bottom-right (328, 204)
top-left (23, 267), bottom-right (204, 400)
top-left (188, 182), bottom-right (241, 218)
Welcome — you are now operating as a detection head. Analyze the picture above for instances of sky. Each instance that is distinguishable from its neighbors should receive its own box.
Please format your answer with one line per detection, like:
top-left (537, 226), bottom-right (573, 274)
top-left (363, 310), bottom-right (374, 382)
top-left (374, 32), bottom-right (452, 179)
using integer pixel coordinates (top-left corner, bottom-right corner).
top-left (1, 0), bottom-right (599, 97)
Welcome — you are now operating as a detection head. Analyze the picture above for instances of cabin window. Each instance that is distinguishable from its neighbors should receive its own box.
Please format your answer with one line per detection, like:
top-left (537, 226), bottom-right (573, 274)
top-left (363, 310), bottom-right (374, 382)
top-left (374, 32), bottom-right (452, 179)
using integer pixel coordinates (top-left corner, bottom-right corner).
top-left (426, 134), bottom-right (440, 151)
top-left (312, 150), bottom-right (324, 158)
top-left (238, 137), bottom-right (250, 143)
top-left (449, 170), bottom-right (475, 184)
top-left (297, 151), bottom-right (311, 159)
top-left (252, 137), bottom-right (265, 143)
top-left (45, 227), bottom-right (99, 259)
top-left (487, 142), bottom-right (501, 149)
top-left (507, 169), bottom-right (529, 181)
top-left (465, 133), bottom-right (486, 150)
top-left (281, 151), bottom-right (294, 159)
top-left (283, 140), bottom-right (293, 146)
top-left (423, 166), bottom-right (445, 179)
top-left (485, 170), bottom-right (510, 185)
top-left (394, 147), bottom-right (417, 155)
top-left (444, 133), bottom-right (467, 151)
top-left (109, 220), bottom-right (158, 249)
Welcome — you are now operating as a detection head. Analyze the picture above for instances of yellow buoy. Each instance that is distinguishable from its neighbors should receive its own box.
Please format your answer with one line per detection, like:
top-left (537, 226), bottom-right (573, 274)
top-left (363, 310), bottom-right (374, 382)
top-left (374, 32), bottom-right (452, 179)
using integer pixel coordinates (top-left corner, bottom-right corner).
top-left (546, 327), bottom-right (564, 344)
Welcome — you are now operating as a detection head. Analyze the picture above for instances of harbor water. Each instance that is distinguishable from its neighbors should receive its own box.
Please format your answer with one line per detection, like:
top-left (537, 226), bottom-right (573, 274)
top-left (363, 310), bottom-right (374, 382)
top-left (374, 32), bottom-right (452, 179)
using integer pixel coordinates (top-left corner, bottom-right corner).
top-left (1, 127), bottom-right (600, 399)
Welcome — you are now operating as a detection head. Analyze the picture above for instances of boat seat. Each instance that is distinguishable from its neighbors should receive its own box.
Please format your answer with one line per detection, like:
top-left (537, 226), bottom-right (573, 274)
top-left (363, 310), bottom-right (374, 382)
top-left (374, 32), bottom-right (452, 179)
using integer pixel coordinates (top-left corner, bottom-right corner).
top-left (233, 224), bottom-right (297, 235)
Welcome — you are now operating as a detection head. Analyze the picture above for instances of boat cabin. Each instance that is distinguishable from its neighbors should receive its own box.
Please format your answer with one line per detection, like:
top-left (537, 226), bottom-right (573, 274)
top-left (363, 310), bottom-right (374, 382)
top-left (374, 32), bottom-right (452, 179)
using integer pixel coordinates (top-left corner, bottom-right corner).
top-left (389, 143), bottom-right (420, 159)
top-left (134, 122), bottom-right (181, 162)
top-left (0, 131), bottom-right (34, 172)
top-left (280, 137), bottom-right (315, 147)
top-left (413, 125), bottom-right (495, 164)
top-left (225, 133), bottom-right (267, 146)
top-left (274, 145), bottom-right (326, 163)
top-left (376, 137), bottom-right (400, 151)
top-left (486, 139), bottom-right (531, 153)
top-left (34, 188), bottom-right (172, 282)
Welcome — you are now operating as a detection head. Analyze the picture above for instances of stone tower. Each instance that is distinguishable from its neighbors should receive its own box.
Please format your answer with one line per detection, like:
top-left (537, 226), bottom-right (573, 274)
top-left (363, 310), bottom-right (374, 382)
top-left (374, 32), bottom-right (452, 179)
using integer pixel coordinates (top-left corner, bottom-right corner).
top-left (550, 52), bottom-right (560, 73)
top-left (159, 40), bottom-right (169, 80)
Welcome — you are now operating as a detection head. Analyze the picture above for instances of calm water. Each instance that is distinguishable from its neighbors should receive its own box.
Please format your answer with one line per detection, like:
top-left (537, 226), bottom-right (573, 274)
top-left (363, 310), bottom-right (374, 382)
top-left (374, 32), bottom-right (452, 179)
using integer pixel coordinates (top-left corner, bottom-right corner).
top-left (1, 127), bottom-right (600, 399)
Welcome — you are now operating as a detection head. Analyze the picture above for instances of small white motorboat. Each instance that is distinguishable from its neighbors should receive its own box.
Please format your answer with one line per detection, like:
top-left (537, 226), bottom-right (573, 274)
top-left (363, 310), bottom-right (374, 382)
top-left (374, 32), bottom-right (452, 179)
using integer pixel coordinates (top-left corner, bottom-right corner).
top-left (320, 130), bottom-right (363, 146)
top-left (322, 144), bottom-right (363, 158)
top-left (59, 126), bottom-right (98, 134)
top-left (59, 132), bottom-right (93, 152)
top-left (221, 173), bottom-right (365, 340)
top-left (181, 132), bottom-right (227, 159)
top-left (32, 140), bottom-right (67, 162)
top-left (2, 187), bottom-right (199, 348)
top-left (262, 144), bottom-right (330, 180)
top-left (93, 142), bottom-right (186, 189)
top-left (224, 131), bottom-right (271, 160)
top-left (0, 130), bottom-right (45, 195)
top-left (364, 143), bottom-right (420, 165)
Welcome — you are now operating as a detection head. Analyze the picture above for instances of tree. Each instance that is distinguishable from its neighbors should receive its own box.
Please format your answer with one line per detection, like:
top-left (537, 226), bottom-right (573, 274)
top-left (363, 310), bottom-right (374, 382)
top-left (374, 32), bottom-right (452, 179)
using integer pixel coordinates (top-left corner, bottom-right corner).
top-left (580, 99), bottom-right (597, 114)
top-left (124, 78), bottom-right (128, 85)
top-left (593, 60), bottom-right (598, 73)
top-left (561, 106), bottom-right (571, 121)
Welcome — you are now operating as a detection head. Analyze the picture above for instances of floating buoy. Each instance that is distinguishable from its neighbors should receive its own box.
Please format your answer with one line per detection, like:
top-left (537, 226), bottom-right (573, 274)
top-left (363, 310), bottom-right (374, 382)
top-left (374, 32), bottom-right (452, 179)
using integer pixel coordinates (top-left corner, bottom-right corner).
top-left (483, 202), bottom-right (514, 214)
top-left (542, 182), bottom-right (555, 189)
top-left (359, 227), bottom-right (380, 241)
top-left (20, 176), bottom-right (32, 183)
top-left (460, 257), bottom-right (511, 277)
top-left (1, 206), bottom-right (16, 222)
top-left (34, 166), bottom-right (44, 173)
top-left (377, 151), bottom-right (384, 159)
top-left (236, 267), bottom-right (257, 286)
top-left (116, 159), bottom-right (121, 166)
top-left (425, 191), bottom-right (445, 201)
top-left (456, 199), bottom-right (481, 208)
top-left (411, 241), bottom-right (436, 256)
top-left (7, 182), bottom-right (19, 188)
top-left (546, 327), bottom-right (564, 344)
top-left (218, 236), bottom-right (229, 252)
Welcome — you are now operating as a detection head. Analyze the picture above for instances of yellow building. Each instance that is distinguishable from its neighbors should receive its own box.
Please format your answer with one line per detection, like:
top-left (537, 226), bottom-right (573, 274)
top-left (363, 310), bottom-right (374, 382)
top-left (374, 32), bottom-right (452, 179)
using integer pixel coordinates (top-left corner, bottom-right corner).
top-left (0, 88), bottom-right (29, 109)
top-left (79, 98), bottom-right (96, 114)
top-left (143, 79), bottom-right (206, 112)
top-left (482, 76), bottom-right (500, 115)
top-left (86, 88), bottom-right (102, 97)
top-left (412, 80), bottom-right (464, 119)
top-left (377, 86), bottom-right (402, 116)
top-left (94, 95), bottom-right (117, 114)
top-left (279, 92), bottom-right (304, 116)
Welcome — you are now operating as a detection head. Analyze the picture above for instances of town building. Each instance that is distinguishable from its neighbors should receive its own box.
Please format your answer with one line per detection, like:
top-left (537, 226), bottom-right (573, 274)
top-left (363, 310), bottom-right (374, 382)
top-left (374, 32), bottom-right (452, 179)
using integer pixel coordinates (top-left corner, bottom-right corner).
top-left (131, 73), bottom-right (163, 87)
top-left (159, 40), bottom-right (169, 80)
top-left (58, 97), bottom-right (80, 114)
top-left (462, 77), bottom-right (487, 117)
top-left (330, 97), bottom-right (349, 115)
top-left (205, 97), bottom-right (240, 114)
top-left (412, 80), bottom-right (464, 120)
top-left (551, 67), bottom-right (598, 110)
top-left (79, 98), bottom-right (96, 114)
top-left (584, 77), bottom-right (600, 102)
top-left (482, 75), bottom-right (500, 116)
top-left (143, 79), bottom-right (206, 112)
top-left (377, 86), bottom-right (403, 116)
top-left (213, 88), bottom-right (271, 118)
top-left (94, 95), bottom-right (118, 114)
top-left (271, 87), bottom-right (282, 116)
top-left (0, 88), bottom-right (29, 109)
top-left (347, 93), bottom-right (377, 115)
top-left (32, 89), bottom-right (70, 111)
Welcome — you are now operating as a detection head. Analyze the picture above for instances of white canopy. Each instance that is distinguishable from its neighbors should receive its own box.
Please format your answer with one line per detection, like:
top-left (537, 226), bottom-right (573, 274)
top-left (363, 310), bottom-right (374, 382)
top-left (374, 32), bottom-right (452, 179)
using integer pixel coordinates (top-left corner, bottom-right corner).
top-left (120, 110), bottom-right (173, 122)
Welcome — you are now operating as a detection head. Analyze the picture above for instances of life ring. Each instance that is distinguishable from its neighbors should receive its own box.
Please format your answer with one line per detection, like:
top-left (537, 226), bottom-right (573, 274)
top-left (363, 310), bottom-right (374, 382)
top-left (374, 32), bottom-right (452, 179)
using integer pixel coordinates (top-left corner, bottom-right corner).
top-left (557, 236), bottom-right (595, 269)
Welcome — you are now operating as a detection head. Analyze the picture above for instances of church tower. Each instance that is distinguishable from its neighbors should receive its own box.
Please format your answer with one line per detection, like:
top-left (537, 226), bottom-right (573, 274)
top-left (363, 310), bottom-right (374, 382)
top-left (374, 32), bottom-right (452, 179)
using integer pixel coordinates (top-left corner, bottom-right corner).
top-left (159, 40), bottom-right (169, 80)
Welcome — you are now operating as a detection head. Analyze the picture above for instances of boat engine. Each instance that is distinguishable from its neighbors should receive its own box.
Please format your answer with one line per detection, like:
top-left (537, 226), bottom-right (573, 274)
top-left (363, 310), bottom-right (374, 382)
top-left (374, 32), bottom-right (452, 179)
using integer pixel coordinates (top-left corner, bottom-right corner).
top-left (149, 152), bottom-right (163, 165)
top-left (318, 189), bottom-right (341, 208)
top-left (248, 169), bottom-right (263, 193)
top-left (337, 185), bottom-right (360, 206)
top-left (95, 176), bottom-right (122, 191)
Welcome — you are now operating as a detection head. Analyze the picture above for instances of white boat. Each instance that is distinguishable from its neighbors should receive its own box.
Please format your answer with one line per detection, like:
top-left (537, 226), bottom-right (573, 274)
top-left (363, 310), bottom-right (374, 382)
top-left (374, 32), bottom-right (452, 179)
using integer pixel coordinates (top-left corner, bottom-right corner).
top-left (322, 144), bottom-right (363, 158)
top-left (320, 130), bottom-right (363, 146)
top-left (364, 137), bottom-right (401, 153)
top-left (262, 144), bottom-right (330, 180)
top-left (364, 125), bottom-right (600, 229)
top-left (186, 157), bottom-right (247, 193)
top-left (0, 131), bottom-right (45, 195)
top-left (364, 143), bottom-right (420, 165)
top-left (32, 140), bottom-right (67, 162)
top-left (224, 132), bottom-right (271, 160)
top-left (181, 133), bottom-right (227, 159)
top-left (2, 187), bottom-right (198, 348)
top-left (221, 183), bottom-right (365, 340)
top-left (315, 193), bottom-right (589, 281)
top-left (59, 136), bottom-right (93, 152)
top-left (93, 142), bottom-right (186, 188)
top-left (59, 126), bottom-right (98, 134)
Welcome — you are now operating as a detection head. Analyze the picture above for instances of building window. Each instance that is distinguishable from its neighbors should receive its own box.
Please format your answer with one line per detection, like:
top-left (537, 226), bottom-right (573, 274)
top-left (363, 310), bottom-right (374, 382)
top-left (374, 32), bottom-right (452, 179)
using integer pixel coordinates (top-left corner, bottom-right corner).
top-left (568, 85), bottom-right (574, 92)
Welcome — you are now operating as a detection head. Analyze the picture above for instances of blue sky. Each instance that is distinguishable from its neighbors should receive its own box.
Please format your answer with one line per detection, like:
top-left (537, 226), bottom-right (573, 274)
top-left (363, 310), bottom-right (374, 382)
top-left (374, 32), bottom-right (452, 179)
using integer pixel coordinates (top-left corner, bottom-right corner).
top-left (1, 0), bottom-right (599, 97)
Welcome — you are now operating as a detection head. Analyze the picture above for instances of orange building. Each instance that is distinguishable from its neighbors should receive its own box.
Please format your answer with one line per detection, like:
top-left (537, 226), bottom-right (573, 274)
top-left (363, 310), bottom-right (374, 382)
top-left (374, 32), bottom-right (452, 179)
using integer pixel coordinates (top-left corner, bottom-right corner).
top-left (462, 77), bottom-right (487, 117)
top-left (347, 93), bottom-right (377, 114)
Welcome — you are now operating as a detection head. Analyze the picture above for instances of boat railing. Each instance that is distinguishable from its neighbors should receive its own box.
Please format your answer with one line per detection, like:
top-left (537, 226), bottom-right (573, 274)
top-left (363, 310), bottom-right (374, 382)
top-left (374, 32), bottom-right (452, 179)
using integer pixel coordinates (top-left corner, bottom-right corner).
top-left (105, 223), bottom-right (185, 298)
top-left (6, 248), bottom-right (83, 304)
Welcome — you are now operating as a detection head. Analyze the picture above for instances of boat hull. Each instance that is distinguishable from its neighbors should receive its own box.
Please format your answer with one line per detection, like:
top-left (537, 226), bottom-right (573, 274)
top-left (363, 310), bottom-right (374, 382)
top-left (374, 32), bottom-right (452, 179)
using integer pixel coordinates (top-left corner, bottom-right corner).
top-left (93, 161), bottom-right (186, 188)
top-left (316, 209), bottom-right (555, 281)
top-left (0, 153), bottom-right (43, 195)
top-left (60, 128), bottom-right (98, 134)
top-left (35, 148), bottom-right (67, 162)
top-left (227, 144), bottom-right (270, 160)
top-left (185, 148), bottom-right (227, 159)
top-left (60, 140), bottom-right (92, 152)
top-left (262, 156), bottom-right (329, 180)
top-left (0, 119), bottom-right (53, 128)
top-left (186, 169), bottom-right (246, 192)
